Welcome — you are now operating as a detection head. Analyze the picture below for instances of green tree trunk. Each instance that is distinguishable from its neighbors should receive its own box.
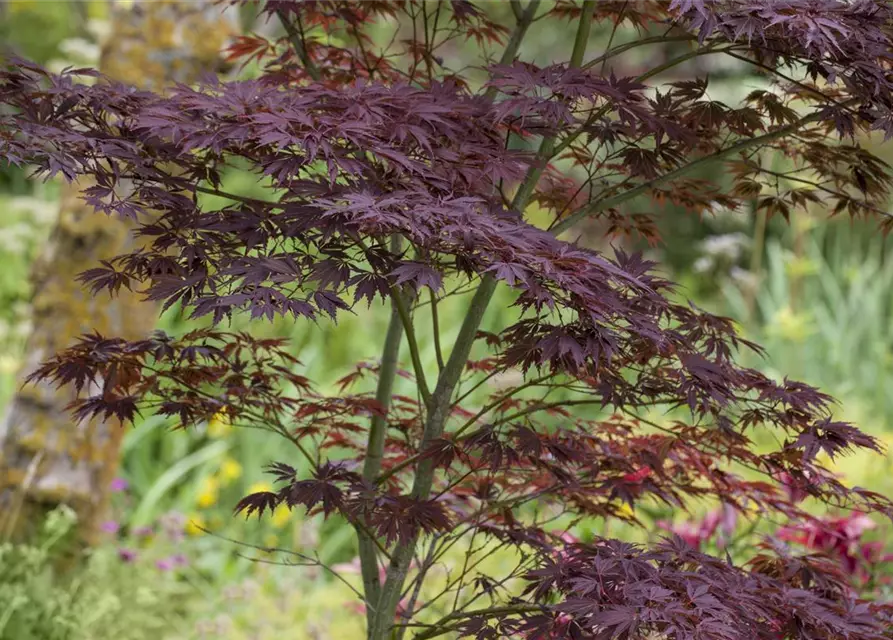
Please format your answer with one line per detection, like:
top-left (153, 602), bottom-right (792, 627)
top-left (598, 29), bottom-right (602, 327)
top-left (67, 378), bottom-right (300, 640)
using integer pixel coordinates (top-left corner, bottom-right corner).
top-left (0, 0), bottom-right (236, 547)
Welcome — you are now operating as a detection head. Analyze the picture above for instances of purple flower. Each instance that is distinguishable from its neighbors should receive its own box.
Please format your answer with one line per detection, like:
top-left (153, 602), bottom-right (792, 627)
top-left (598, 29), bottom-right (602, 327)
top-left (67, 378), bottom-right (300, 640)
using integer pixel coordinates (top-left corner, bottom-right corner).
top-left (100, 520), bottom-right (120, 535)
top-left (171, 553), bottom-right (189, 567)
top-left (155, 558), bottom-right (175, 571)
top-left (159, 511), bottom-right (187, 542)
top-left (110, 477), bottom-right (129, 492)
top-left (132, 526), bottom-right (154, 538)
top-left (118, 548), bottom-right (138, 563)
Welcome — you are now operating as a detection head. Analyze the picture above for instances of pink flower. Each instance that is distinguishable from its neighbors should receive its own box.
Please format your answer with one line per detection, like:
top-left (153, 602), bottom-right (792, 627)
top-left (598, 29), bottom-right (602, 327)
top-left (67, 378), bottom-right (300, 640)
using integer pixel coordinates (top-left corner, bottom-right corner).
top-left (159, 511), bottom-right (187, 542)
top-left (777, 472), bottom-right (808, 504)
top-left (118, 548), bottom-right (138, 563)
top-left (658, 505), bottom-right (738, 550)
top-left (110, 477), bottom-right (129, 492)
top-left (555, 530), bottom-right (579, 560)
top-left (841, 514), bottom-right (875, 539)
top-left (100, 520), bottom-right (120, 535)
top-left (776, 513), bottom-right (883, 581)
top-left (658, 519), bottom-right (703, 549)
top-left (171, 553), bottom-right (189, 567)
top-left (155, 558), bottom-right (175, 571)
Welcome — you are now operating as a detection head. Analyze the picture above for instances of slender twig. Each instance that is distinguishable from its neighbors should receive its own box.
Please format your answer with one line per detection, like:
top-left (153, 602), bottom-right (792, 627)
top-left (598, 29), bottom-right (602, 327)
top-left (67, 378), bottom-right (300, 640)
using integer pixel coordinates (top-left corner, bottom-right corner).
top-left (408, 604), bottom-right (548, 640)
top-left (276, 8), bottom-right (321, 81)
top-left (550, 99), bottom-right (860, 235)
top-left (200, 526), bottom-right (366, 602)
top-left (600, 0), bottom-right (628, 76)
top-left (482, 0), bottom-right (542, 102)
top-left (581, 35), bottom-right (696, 71)
top-left (391, 284), bottom-right (433, 409)
top-left (751, 166), bottom-right (893, 220)
top-left (550, 44), bottom-right (730, 162)
top-left (722, 50), bottom-right (856, 115)
top-left (430, 290), bottom-right (445, 373)
top-left (395, 538), bottom-right (440, 640)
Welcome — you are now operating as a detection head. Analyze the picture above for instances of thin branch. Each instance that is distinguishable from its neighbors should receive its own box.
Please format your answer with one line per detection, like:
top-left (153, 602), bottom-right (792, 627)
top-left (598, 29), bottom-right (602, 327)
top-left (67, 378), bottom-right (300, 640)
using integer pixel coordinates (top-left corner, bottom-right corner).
top-left (550, 44), bottom-right (729, 162)
top-left (369, 2), bottom-right (547, 635)
top-left (550, 99), bottom-right (859, 235)
top-left (723, 50), bottom-right (856, 115)
top-left (750, 166), bottom-right (893, 220)
top-left (581, 35), bottom-right (696, 71)
top-left (391, 284), bottom-right (433, 409)
top-left (512, 0), bottom-right (596, 208)
top-left (408, 604), bottom-right (548, 640)
top-left (199, 526), bottom-right (366, 603)
top-left (395, 538), bottom-right (440, 640)
top-left (430, 290), bottom-right (445, 373)
top-left (483, 0), bottom-right (541, 102)
top-left (276, 8), bottom-right (321, 81)
top-left (358, 267), bottom-right (405, 620)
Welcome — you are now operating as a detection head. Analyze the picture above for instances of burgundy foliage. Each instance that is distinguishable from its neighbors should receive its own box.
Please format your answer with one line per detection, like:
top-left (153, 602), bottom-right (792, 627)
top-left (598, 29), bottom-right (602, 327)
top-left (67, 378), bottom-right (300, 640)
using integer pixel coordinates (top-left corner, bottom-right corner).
top-left (4, 0), bottom-right (893, 638)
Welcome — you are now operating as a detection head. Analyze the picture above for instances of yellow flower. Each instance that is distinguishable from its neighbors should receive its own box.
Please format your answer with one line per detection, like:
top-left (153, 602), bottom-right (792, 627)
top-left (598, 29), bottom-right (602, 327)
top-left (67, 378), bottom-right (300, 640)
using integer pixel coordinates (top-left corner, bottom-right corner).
top-left (816, 449), bottom-right (835, 470)
top-left (248, 482), bottom-right (272, 495)
top-left (784, 256), bottom-right (819, 279)
top-left (270, 505), bottom-right (291, 529)
top-left (186, 514), bottom-right (207, 536)
top-left (207, 411), bottom-right (233, 438)
top-left (613, 502), bottom-right (636, 520)
top-left (220, 458), bottom-right (243, 484)
top-left (768, 306), bottom-right (815, 343)
top-left (196, 489), bottom-right (217, 509)
top-left (0, 355), bottom-right (20, 375)
top-left (196, 476), bottom-right (219, 508)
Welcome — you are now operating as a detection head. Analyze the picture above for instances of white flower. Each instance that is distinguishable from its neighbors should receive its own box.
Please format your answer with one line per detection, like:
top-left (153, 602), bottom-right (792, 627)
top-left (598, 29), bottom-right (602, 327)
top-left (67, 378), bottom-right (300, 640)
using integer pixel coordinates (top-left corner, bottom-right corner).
top-left (729, 266), bottom-right (759, 291)
top-left (693, 257), bottom-right (714, 273)
top-left (58, 38), bottom-right (101, 64)
top-left (700, 232), bottom-right (750, 261)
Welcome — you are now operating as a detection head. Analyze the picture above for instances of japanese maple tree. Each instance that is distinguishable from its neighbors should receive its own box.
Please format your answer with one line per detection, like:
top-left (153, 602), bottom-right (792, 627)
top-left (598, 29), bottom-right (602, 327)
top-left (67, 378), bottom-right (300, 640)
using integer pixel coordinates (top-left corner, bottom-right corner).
top-left (4, 0), bottom-right (893, 638)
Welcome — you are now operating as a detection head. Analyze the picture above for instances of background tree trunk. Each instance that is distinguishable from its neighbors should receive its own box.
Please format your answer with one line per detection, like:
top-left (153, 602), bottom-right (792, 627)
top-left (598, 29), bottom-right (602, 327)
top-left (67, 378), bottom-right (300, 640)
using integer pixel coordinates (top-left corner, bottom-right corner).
top-left (0, 0), bottom-right (237, 547)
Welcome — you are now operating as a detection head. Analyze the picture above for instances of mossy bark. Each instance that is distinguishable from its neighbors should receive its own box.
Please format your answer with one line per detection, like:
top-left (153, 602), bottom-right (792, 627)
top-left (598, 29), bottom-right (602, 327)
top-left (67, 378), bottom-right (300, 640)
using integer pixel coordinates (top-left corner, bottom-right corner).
top-left (0, 0), bottom-right (236, 547)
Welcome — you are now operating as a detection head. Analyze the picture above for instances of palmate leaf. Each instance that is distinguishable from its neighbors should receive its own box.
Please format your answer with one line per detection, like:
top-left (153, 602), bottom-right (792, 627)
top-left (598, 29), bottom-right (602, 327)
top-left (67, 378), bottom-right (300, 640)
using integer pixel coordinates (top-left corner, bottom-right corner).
top-left (234, 491), bottom-right (280, 520)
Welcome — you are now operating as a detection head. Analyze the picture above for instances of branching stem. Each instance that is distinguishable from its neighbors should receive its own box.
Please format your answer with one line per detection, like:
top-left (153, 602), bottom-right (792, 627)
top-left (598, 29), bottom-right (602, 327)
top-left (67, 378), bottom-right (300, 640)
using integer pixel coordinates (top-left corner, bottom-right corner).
top-left (391, 285), bottom-right (433, 409)
top-left (368, 4), bottom-right (593, 638)
top-left (358, 240), bottom-right (405, 628)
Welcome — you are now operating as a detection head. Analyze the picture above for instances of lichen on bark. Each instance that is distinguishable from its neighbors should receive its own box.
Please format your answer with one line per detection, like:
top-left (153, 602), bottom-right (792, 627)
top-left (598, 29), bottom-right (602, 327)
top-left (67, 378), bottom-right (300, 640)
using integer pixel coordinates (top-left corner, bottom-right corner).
top-left (0, 0), bottom-right (237, 546)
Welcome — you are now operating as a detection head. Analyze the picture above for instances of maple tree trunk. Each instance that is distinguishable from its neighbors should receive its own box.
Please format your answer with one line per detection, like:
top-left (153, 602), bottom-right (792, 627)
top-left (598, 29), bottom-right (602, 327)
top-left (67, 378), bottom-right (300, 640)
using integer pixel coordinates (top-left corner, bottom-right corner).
top-left (369, 2), bottom-right (597, 637)
top-left (0, 0), bottom-right (236, 547)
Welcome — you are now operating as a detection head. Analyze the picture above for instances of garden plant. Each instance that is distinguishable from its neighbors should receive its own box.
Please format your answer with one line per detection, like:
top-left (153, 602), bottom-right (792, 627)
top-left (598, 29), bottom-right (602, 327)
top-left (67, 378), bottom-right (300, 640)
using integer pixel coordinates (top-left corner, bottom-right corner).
top-left (4, 1), bottom-right (893, 638)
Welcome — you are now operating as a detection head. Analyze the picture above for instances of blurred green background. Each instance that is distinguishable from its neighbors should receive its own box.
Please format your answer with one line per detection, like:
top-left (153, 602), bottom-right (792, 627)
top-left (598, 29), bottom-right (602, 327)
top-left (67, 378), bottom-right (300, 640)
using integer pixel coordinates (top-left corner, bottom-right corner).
top-left (2, 2), bottom-right (893, 639)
